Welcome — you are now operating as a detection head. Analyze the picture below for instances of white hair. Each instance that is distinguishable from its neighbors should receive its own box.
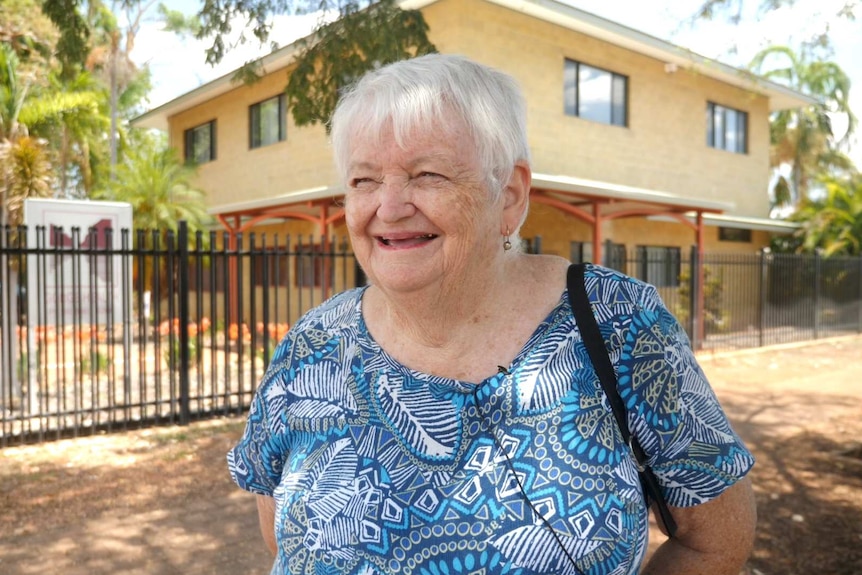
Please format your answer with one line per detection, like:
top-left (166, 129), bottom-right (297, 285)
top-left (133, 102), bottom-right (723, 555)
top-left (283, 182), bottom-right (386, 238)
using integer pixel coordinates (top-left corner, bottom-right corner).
top-left (330, 53), bottom-right (531, 202)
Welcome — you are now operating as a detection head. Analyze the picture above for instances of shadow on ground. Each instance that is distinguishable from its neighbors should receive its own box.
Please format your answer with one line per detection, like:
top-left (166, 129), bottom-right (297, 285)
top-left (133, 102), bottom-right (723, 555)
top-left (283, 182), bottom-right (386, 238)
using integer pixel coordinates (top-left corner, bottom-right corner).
top-left (0, 421), bottom-right (272, 575)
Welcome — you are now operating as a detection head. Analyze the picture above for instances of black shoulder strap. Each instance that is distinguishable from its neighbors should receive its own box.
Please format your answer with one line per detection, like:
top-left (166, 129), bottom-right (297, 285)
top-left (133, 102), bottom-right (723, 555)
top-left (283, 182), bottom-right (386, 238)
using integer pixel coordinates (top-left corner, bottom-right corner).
top-left (567, 263), bottom-right (678, 538)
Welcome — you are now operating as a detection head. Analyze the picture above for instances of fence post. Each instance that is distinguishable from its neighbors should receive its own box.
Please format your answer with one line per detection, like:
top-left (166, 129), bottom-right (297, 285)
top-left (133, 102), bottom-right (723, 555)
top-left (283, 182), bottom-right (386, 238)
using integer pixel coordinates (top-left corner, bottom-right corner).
top-left (178, 221), bottom-right (191, 426)
top-left (858, 254), bottom-right (862, 334)
top-left (813, 248), bottom-right (822, 340)
top-left (759, 248), bottom-right (770, 348)
top-left (689, 245), bottom-right (701, 351)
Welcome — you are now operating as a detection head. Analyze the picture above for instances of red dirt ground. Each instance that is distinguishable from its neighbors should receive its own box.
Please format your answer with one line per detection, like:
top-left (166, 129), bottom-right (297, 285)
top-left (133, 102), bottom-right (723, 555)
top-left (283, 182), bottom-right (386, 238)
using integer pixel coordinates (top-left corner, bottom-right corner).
top-left (1, 335), bottom-right (861, 575)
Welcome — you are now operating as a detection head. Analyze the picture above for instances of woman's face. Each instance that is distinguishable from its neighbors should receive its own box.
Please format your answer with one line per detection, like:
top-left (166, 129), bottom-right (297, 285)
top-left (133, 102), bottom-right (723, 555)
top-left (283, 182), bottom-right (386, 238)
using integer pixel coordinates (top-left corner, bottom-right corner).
top-left (344, 117), bottom-right (503, 295)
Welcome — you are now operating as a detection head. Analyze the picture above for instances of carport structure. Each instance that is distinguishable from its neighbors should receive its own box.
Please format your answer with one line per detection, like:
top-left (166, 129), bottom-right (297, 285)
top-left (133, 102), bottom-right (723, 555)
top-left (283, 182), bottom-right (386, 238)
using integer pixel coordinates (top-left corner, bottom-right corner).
top-left (210, 174), bottom-right (735, 343)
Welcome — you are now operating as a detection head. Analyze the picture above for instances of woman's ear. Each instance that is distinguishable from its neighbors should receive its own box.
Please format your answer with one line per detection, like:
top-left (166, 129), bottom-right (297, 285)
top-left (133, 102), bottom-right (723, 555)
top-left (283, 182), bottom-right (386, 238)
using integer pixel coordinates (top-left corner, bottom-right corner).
top-left (501, 161), bottom-right (531, 233)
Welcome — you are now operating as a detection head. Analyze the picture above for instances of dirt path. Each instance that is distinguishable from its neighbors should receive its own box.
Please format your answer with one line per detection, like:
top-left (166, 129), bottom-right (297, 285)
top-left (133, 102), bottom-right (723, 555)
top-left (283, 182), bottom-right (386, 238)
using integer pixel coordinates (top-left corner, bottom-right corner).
top-left (1, 335), bottom-right (861, 575)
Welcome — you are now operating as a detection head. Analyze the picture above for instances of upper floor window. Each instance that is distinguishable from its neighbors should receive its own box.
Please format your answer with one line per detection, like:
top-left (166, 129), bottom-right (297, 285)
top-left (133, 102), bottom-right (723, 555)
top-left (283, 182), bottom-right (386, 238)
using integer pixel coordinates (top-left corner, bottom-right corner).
top-left (707, 102), bottom-right (747, 154)
top-left (184, 120), bottom-right (216, 164)
top-left (250, 94), bottom-right (287, 149)
top-left (564, 59), bottom-right (627, 127)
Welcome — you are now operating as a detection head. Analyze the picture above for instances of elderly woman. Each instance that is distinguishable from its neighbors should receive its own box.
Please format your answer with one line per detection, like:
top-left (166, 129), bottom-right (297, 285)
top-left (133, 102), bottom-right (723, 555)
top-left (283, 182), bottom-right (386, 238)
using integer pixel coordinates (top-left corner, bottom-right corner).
top-left (228, 54), bottom-right (756, 575)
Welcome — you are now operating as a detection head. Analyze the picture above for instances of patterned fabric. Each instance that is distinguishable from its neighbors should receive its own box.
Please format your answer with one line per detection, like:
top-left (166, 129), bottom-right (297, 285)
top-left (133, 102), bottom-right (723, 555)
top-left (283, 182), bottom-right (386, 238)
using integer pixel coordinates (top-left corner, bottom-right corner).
top-left (228, 264), bottom-right (754, 575)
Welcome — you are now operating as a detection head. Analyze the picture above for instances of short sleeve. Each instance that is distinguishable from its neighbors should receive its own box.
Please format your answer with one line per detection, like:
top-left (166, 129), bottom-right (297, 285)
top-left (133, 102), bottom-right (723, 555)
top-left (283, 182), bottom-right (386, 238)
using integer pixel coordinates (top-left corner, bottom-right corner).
top-left (227, 344), bottom-right (294, 496)
top-left (616, 283), bottom-right (755, 508)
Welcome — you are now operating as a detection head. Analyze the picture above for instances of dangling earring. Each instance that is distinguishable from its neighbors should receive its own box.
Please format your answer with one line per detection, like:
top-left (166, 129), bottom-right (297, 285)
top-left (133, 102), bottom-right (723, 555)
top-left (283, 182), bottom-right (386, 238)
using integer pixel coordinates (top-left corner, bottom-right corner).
top-left (503, 226), bottom-right (512, 251)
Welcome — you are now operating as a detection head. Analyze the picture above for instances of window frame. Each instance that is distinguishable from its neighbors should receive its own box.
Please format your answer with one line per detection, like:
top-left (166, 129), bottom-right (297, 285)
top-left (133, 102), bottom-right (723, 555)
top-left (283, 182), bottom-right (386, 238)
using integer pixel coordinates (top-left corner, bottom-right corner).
top-left (718, 227), bottom-right (752, 243)
top-left (564, 58), bottom-right (629, 127)
top-left (184, 120), bottom-right (217, 164)
top-left (294, 243), bottom-right (332, 288)
top-left (636, 245), bottom-right (681, 288)
top-left (249, 93), bottom-right (287, 150)
top-left (706, 102), bottom-right (748, 154)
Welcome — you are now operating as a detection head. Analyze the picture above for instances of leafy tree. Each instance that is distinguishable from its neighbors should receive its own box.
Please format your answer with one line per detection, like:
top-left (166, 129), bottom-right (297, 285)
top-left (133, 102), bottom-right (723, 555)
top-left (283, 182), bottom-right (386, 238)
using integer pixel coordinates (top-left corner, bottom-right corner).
top-left (54, 0), bottom-right (436, 130)
top-left (750, 46), bottom-right (857, 207)
top-left (93, 131), bottom-right (212, 291)
top-left (788, 172), bottom-right (862, 256)
top-left (93, 131), bottom-right (212, 239)
top-left (284, 1), bottom-right (435, 129)
top-left (0, 44), bottom-right (53, 229)
top-left (22, 71), bottom-right (109, 197)
top-left (83, 1), bottom-right (153, 175)
top-left (693, 0), bottom-right (857, 30)
top-left (0, 0), bottom-right (55, 67)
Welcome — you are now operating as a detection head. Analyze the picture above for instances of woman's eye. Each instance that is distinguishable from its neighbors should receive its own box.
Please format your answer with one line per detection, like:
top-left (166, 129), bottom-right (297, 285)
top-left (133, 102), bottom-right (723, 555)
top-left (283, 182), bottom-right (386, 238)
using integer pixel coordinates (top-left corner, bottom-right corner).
top-left (417, 172), bottom-right (444, 180)
top-left (349, 177), bottom-right (376, 189)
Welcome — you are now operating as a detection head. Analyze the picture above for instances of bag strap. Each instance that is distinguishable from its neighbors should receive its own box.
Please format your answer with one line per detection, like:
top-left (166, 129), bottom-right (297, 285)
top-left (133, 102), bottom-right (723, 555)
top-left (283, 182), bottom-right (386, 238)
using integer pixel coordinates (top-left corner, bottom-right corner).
top-left (567, 263), bottom-right (678, 538)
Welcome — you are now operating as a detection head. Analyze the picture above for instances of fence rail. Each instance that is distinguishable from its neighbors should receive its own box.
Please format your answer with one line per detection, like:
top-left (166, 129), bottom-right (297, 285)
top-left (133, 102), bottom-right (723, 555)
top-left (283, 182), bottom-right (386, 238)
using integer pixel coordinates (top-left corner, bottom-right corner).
top-left (1, 223), bottom-right (362, 446)
top-left (2, 224), bottom-right (861, 446)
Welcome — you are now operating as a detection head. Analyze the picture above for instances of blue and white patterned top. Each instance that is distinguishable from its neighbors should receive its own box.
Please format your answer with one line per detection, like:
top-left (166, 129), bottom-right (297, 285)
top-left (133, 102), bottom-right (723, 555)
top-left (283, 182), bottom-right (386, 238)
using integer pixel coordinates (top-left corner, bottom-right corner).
top-left (228, 264), bottom-right (754, 575)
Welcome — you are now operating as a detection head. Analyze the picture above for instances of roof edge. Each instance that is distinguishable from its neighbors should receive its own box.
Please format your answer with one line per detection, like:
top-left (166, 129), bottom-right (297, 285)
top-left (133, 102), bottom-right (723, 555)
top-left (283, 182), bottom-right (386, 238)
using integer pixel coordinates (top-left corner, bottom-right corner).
top-left (131, 0), bottom-right (815, 132)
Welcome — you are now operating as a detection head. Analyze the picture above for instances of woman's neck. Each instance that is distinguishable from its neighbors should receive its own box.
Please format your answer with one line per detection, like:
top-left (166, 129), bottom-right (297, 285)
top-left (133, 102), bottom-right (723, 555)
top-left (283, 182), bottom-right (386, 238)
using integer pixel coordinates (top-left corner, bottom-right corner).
top-left (365, 262), bottom-right (506, 350)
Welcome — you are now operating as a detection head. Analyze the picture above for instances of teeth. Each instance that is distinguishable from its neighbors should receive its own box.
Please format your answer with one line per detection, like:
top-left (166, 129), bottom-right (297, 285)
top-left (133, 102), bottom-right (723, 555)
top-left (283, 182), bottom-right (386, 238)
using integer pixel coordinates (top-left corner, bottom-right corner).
top-left (380, 234), bottom-right (435, 244)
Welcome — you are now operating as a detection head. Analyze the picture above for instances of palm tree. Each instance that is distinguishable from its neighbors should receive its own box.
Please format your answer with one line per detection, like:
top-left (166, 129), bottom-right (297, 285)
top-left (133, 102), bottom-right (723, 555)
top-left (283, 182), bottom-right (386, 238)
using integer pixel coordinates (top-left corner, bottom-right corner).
top-left (95, 132), bottom-right (211, 236)
top-left (750, 46), bottom-right (857, 208)
top-left (0, 43), bottom-right (53, 229)
top-left (790, 172), bottom-right (862, 256)
top-left (0, 43), bottom-right (54, 409)
top-left (19, 70), bottom-right (108, 198)
top-left (93, 132), bottom-right (212, 290)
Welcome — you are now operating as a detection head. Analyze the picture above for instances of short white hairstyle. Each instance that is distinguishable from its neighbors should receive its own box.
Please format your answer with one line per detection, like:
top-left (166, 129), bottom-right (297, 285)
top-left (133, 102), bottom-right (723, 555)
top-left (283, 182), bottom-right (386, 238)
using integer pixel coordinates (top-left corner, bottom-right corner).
top-left (330, 53), bottom-right (531, 200)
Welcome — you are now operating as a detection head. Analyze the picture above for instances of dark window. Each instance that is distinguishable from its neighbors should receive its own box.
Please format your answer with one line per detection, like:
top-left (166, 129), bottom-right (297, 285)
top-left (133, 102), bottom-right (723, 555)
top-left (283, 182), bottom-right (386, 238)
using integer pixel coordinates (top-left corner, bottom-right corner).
top-left (249, 94), bottom-right (287, 149)
top-left (253, 249), bottom-right (290, 287)
top-left (184, 120), bottom-right (216, 164)
top-left (295, 244), bottom-right (332, 288)
top-left (188, 254), bottom-right (227, 293)
top-left (604, 241), bottom-right (627, 273)
top-left (718, 227), bottom-right (752, 243)
top-left (636, 245), bottom-right (681, 287)
top-left (707, 102), bottom-right (747, 154)
top-left (571, 241), bottom-right (626, 272)
top-left (564, 59), bottom-right (628, 127)
top-left (570, 241), bottom-right (593, 264)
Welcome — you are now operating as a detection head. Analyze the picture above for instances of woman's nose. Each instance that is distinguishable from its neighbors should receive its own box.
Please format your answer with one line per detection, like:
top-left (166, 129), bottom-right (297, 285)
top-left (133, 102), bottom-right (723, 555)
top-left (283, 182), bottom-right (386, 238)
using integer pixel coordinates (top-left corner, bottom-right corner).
top-left (376, 178), bottom-right (416, 222)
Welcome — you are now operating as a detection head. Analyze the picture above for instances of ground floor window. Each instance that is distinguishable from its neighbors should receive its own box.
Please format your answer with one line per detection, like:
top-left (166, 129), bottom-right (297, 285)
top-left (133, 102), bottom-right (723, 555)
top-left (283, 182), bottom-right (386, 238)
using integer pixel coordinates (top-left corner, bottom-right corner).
top-left (636, 245), bottom-right (681, 287)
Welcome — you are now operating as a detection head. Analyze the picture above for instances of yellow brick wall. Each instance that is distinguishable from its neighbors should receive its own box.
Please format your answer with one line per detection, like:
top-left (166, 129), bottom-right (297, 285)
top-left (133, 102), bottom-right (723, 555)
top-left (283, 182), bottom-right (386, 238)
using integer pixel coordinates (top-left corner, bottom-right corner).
top-left (166, 0), bottom-right (778, 253)
top-left (420, 0), bottom-right (772, 218)
top-left (168, 71), bottom-right (337, 210)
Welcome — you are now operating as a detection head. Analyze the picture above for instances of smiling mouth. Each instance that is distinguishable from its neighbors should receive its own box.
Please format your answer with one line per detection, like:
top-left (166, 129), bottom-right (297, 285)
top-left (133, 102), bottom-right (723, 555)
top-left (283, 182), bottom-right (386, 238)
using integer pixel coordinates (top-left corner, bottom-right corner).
top-left (378, 234), bottom-right (438, 247)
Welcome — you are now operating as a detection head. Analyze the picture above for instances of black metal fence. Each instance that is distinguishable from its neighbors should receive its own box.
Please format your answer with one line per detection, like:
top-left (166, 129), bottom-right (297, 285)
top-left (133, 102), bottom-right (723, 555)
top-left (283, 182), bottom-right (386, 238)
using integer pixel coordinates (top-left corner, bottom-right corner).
top-left (603, 246), bottom-right (862, 351)
top-left (2, 226), bottom-right (861, 447)
top-left (1, 223), bottom-right (362, 446)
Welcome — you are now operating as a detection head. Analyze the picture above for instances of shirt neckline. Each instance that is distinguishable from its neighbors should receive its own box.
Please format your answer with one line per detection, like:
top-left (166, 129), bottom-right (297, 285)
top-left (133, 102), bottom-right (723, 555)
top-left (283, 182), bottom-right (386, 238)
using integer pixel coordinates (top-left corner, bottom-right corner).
top-left (354, 287), bottom-right (570, 390)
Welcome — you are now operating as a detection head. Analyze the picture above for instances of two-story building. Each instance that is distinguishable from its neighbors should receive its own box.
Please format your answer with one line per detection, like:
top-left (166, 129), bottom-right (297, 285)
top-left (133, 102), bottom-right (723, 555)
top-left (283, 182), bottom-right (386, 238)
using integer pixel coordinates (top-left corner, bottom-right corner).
top-left (133, 0), bottom-right (814, 309)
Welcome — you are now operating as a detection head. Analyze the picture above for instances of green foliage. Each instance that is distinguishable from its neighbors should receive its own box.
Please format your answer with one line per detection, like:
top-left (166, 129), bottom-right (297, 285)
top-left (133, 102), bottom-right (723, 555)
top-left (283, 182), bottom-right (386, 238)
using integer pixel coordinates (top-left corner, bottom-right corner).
top-left (750, 45), bottom-right (857, 205)
top-left (694, 1), bottom-right (857, 27)
top-left (286, 0), bottom-right (436, 129)
top-left (196, 0), bottom-right (435, 129)
top-left (0, 43), bottom-right (27, 140)
top-left (40, 0), bottom-right (90, 79)
top-left (0, 0), bottom-right (55, 65)
top-left (675, 267), bottom-right (728, 333)
top-left (0, 137), bottom-right (53, 227)
top-left (164, 335), bottom-right (198, 370)
top-left (787, 172), bottom-right (862, 256)
top-left (158, 3), bottom-right (201, 37)
top-left (93, 131), bottom-right (213, 240)
top-left (81, 347), bottom-right (110, 374)
top-left (197, 0), bottom-right (317, 66)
